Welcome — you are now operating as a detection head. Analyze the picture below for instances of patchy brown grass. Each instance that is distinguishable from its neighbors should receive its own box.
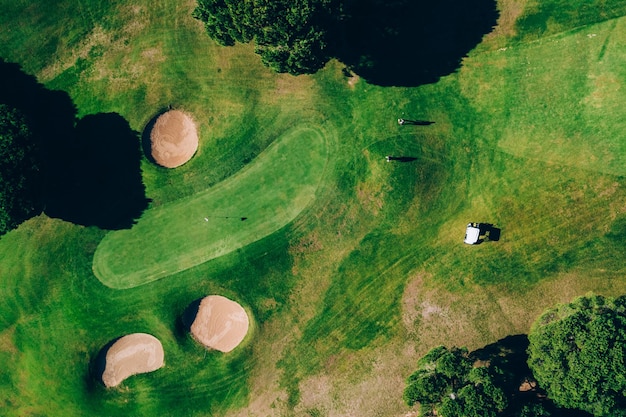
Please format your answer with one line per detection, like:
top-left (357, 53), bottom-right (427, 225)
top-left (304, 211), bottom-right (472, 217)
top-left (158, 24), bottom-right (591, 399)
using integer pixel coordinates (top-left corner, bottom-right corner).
top-left (224, 224), bottom-right (364, 417)
top-left (0, 325), bottom-right (18, 355)
top-left (221, 318), bottom-right (290, 417)
top-left (355, 150), bottom-right (390, 216)
top-left (39, 25), bottom-right (113, 82)
top-left (289, 231), bottom-right (324, 276)
top-left (401, 267), bottom-right (626, 352)
top-left (39, 4), bottom-right (151, 83)
top-left (584, 72), bottom-right (622, 108)
top-left (273, 74), bottom-right (316, 98)
top-left (293, 337), bottom-right (419, 417)
top-left (482, 0), bottom-right (529, 49)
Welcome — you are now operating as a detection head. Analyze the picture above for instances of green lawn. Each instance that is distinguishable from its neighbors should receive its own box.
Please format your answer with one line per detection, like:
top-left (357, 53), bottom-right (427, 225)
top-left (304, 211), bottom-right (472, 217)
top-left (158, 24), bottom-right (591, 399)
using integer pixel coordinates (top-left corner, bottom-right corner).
top-left (93, 124), bottom-right (328, 289)
top-left (2, 0), bottom-right (626, 416)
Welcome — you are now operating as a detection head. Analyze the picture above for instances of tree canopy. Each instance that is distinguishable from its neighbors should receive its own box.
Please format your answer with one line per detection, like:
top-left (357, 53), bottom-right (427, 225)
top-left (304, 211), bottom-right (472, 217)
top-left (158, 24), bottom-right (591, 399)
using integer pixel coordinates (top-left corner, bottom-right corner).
top-left (193, 0), bottom-right (500, 86)
top-left (403, 345), bottom-right (507, 417)
top-left (528, 294), bottom-right (626, 416)
top-left (0, 104), bottom-right (41, 235)
top-left (193, 0), bottom-right (341, 75)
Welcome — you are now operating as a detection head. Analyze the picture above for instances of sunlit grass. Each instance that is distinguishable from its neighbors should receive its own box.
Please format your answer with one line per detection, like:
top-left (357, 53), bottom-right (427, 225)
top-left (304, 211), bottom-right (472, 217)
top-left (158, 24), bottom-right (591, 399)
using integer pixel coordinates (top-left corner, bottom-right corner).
top-left (1, 0), bottom-right (626, 416)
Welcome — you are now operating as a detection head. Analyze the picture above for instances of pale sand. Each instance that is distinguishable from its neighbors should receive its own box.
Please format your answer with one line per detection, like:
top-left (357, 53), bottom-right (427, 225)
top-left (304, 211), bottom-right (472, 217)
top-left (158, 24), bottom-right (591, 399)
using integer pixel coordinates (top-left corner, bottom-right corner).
top-left (149, 110), bottom-right (198, 168)
top-left (190, 295), bottom-right (250, 353)
top-left (101, 333), bottom-right (164, 388)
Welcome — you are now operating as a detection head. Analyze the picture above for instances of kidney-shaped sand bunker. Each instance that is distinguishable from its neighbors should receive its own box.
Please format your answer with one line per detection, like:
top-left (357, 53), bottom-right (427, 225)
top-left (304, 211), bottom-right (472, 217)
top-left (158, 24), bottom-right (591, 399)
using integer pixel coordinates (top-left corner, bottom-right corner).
top-left (149, 110), bottom-right (198, 168)
top-left (100, 333), bottom-right (164, 388)
top-left (188, 295), bottom-right (250, 353)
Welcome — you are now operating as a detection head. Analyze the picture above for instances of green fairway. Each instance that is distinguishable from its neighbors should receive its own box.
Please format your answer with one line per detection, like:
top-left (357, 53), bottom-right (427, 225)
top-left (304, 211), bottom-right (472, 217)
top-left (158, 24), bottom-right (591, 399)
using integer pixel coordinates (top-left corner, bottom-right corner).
top-left (465, 16), bottom-right (626, 176)
top-left (93, 125), bottom-right (328, 289)
top-left (3, 0), bottom-right (626, 416)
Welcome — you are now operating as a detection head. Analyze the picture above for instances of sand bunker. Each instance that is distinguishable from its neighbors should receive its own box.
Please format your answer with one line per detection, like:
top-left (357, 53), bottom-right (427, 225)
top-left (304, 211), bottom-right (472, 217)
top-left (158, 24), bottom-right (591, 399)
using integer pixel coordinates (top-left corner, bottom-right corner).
top-left (149, 110), bottom-right (198, 168)
top-left (190, 295), bottom-right (250, 353)
top-left (101, 333), bottom-right (164, 388)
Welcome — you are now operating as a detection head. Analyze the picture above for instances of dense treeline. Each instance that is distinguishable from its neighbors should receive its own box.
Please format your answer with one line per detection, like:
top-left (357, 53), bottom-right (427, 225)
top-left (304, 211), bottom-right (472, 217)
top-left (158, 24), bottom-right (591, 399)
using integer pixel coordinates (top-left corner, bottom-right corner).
top-left (0, 104), bottom-right (41, 235)
top-left (405, 294), bottom-right (626, 416)
top-left (193, 0), bottom-right (341, 75)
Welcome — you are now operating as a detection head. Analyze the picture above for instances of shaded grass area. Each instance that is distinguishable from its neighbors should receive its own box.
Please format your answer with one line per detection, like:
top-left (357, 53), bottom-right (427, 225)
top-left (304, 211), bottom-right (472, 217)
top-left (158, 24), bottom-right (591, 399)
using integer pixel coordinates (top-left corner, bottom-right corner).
top-left (336, 0), bottom-right (499, 86)
top-left (2, 0), bottom-right (626, 416)
top-left (514, 0), bottom-right (626, 41)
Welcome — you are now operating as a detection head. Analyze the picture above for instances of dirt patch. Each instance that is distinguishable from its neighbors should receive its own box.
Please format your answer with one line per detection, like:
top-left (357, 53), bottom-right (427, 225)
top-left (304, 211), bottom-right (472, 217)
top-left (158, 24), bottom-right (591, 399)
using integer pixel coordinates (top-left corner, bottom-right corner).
top-left (101, 333), bottom-right (164, 388)
top-left (295, 336), bottom-right (419, 417)
top-left (584, 72), bottom-right (622, 109)
top-left (347, 73), bottom-right (360, 88)
top-left (355, 150), bottom-right (390, 215)
top-left (190, 295), bottom-right (250, 353)
top-left (149, 110), bottom-right (199, 168)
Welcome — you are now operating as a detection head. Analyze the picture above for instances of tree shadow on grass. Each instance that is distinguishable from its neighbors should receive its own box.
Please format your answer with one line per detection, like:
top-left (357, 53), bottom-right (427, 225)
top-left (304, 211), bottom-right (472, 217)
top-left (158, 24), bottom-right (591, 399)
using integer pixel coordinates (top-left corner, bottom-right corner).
top-left (336, 0), bottom-right (499, 86)
top-left (471, 335), bottom-right (532, 394)
top-left (0, 58), bottom-right (149, 229)
top-left (386, 156), bottom-right (417, 162)
top-left (0, 60), bottom-right (77, 145)
top-left (45, 113), bottom-right (151, 229)
top-left (470, 335), bottom-right (594, 417)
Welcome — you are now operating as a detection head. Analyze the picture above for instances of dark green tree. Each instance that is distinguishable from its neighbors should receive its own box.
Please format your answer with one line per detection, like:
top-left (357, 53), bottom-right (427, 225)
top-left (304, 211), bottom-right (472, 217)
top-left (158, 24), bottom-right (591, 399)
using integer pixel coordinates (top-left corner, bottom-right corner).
top-left (0, 104), bottom-right (41, 235)
top-left (528, 294), bottom-right (626, 416)
top-left (404, 346), bottom-right (508, 416)
top-left (403, 346), bottom-right (471, 408)
top-left (516, 403), bottom-right (552, 417)
top-left (438, 367), bottom-right (507, 417)
top-left (193, 0), bottom-right (341, 75)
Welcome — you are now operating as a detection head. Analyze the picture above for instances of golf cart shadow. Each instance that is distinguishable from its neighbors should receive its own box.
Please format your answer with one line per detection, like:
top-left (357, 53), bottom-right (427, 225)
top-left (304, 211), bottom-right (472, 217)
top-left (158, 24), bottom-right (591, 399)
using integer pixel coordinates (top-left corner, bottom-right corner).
top-left (464, 222), bottom-right (501, 245)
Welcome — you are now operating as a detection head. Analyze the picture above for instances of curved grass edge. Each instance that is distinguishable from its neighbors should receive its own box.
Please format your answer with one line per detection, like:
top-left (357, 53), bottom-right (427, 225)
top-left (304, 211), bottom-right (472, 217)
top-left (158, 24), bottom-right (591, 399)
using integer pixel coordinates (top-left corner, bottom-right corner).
top-left (92, 124), bottom-right (329, 289)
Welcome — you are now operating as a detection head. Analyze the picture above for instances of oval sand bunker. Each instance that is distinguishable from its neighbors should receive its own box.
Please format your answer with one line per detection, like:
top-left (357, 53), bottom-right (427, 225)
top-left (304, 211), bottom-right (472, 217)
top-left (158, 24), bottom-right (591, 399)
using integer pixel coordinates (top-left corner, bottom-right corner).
top-left (149, 110), bottom-right (198, 168)
top-left (190, 295), bottom-right (250, 353)
top-left (101, 333), bottom-right (164, 388)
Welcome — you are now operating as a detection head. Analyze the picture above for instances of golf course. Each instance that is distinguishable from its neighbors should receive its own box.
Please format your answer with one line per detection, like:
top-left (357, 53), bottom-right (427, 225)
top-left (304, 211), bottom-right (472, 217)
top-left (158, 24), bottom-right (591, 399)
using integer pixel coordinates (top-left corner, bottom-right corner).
top-left (1, 0), bottom-right (626, 416)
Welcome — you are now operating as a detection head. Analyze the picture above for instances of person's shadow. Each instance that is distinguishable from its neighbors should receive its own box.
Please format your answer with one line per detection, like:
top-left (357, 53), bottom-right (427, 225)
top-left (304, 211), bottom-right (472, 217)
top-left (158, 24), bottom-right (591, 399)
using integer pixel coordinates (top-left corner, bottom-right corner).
top-left (335, 0), bottom-right (499, 86)
top-left (386, 156), bottom-right (417, 162)
top-left (399, 119), bottom-right (435, 126)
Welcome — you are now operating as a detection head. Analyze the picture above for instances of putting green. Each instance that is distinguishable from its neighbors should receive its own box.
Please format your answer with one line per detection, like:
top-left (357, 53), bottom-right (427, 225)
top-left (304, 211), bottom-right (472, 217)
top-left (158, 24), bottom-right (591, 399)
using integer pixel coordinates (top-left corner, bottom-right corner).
top-left (93, 125), bottom-right (328, 289)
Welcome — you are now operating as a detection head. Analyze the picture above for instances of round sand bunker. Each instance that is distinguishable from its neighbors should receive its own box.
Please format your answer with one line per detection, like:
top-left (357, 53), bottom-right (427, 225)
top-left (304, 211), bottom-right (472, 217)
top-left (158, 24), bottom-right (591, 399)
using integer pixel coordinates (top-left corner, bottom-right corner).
top-left (149, 110), bottom-right (198, 168)
top-left (101, 333), bottom-right (164, 388)
top-left (189, 295), bottom-right (250, 353)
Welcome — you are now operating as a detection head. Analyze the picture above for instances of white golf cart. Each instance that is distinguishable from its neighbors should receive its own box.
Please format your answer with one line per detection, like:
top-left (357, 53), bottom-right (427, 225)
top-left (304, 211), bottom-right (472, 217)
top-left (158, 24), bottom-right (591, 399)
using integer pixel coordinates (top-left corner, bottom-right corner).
top-left (464, 223), bottom-right (482, 245)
